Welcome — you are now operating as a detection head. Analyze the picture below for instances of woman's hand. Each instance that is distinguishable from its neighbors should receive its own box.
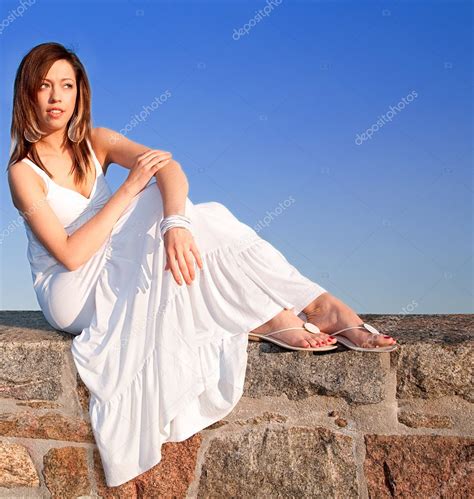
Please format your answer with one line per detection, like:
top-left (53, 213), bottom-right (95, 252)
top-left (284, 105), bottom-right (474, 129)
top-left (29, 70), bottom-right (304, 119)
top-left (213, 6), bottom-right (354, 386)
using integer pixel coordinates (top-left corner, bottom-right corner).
top-left (123, 149), bottom-right (173, 197)
top-left (163, 227), bottom-right (204, 285)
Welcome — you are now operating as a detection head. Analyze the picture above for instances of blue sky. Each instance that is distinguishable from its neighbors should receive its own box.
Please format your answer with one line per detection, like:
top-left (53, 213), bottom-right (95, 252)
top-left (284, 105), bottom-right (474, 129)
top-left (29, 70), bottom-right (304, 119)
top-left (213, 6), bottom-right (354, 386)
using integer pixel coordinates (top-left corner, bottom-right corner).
top-left (0, 0), bottom-right (472, 314)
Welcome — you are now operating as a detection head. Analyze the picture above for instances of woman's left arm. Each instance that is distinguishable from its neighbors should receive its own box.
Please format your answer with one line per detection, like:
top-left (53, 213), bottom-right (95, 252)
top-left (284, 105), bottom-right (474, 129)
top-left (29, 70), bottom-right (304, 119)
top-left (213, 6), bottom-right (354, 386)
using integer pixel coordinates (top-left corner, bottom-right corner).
top-left (156, 160), bottom-right (203, 286)
top-left (153, 158), bottom-right (189, 217)
top-left (93, 126), bottom-right (203, 286)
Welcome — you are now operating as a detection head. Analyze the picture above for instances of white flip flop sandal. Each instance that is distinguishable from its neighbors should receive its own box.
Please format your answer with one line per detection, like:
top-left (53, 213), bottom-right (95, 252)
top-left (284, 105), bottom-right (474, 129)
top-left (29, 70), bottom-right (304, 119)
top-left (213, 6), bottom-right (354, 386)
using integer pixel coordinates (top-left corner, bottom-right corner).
top-left (248, 322), bottom-right (338, 352)
top-left (330, 322), bottom-right (398, 352)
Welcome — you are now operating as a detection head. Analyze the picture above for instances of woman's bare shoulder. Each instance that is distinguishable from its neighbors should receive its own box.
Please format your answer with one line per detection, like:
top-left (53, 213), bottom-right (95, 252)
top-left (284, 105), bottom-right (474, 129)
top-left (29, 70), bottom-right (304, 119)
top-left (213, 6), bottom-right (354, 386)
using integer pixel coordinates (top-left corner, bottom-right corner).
top-left (90, 126), bottom-right (117, 174)
top-left (8, 160), bottom-right (47, 210)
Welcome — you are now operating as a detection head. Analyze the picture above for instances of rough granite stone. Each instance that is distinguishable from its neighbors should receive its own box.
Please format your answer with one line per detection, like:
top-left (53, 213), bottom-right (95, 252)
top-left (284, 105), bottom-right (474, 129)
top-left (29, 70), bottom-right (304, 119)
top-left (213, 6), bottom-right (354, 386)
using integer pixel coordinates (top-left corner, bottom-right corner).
top-left (1, 312), bottom-right (473, 497)
top-left (0, 410), bottom-right (94, 442)
top-left (391, 315), bottom-right (473, 402)
top-left (234, 411), bottom-right (289, 426)
top-left (43, 446), bottom-right (90, 498)
top-left (198, 426), bottom-right (358, 498)
top-left (0, 441), bottom-right (39, 488)
top-left (134, 434), bottom-right (202, 497)
top-left (93, 433), bottom-right (201, 497)
top-left (335, 417), bottom-right (348, 427)
top-left (15, 401), bottom-right (61, 409)
top-left (364, 434), bottom-right (474, 498)
top-left (398, 411), bottom-right (452, 429)
top-left (0, 311), bottom-right (70, 401)
top-left (208, 411), bottom-right (288, 430)
top-left (245, 342), bottom-right (386, 404)
top-left (93, 448), bottom-right (137, 498)
top-left (76, 373), bottom-right (90, 414)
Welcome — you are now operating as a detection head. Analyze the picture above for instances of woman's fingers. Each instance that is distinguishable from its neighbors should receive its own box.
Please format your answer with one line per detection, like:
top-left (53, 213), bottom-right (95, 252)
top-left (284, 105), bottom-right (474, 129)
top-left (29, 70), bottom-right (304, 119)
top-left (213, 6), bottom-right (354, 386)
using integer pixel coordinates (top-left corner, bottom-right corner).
top-left (164, 229), bottom-right (204, 285)
top-left (166, 249), bottom-right (191, 285)
top-left (176, 250), bottom-right (192, 285)
top-left (189, 243), bottom-right (203, 270)
top-left (166, 247), bottom-right (202, 285)
top-left (182, 249), bottom-right (196, 281)
top-left (134, 150), bottom-right (172, 176)
top-left (141, 151), bottom-right (172, 170)
top-left (156, 158), bottom-right (171, 167)
top-left (167, 253), bottom-right (183, 285)
top-left (138, 149), bottom-right (172, 164)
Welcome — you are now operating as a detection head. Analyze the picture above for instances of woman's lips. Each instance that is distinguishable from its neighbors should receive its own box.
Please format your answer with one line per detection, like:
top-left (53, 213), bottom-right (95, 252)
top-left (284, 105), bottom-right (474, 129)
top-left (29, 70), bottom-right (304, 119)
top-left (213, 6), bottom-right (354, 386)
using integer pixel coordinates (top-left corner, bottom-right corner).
top-left (46, 109), bottom-right (64, 119)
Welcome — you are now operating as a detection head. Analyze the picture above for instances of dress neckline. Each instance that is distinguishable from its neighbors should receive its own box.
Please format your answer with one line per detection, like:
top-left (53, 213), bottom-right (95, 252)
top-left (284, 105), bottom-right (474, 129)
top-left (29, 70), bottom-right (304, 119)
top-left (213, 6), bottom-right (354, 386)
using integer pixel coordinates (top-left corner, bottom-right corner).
top-left (23, 141), bottom-right (102, 202)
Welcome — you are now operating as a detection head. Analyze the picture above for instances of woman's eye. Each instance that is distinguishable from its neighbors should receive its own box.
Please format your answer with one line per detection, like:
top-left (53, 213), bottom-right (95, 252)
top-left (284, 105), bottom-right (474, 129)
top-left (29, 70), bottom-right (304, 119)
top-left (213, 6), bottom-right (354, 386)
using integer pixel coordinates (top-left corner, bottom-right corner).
top-left (39, 83), bottom-right (73, 89)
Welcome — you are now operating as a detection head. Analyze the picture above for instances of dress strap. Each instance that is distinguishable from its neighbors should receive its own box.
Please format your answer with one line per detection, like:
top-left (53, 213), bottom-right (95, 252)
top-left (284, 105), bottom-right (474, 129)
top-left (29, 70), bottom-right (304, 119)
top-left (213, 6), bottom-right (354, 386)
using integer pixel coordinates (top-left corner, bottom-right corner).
top-left (86, 138), bottom-right (104, 177)
top-left (21, 139), bottom-right (102, 195)
top-left (21, 157), bottom-right (51, 195)
top-left (22, 157), bottom-right (50, 179)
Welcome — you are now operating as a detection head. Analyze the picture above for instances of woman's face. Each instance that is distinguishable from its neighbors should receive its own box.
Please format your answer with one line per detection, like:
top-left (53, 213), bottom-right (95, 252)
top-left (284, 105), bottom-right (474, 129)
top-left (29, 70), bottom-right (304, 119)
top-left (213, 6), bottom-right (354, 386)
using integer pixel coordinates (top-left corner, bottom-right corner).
top-left (35, 58), bottom-right (77, 134)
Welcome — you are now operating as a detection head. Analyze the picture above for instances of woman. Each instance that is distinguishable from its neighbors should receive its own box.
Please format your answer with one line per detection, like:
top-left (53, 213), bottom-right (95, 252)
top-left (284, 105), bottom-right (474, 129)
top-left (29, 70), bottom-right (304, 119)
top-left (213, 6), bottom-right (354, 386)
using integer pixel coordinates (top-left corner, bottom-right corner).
top-left (7, 42), bottom-right (397, 487)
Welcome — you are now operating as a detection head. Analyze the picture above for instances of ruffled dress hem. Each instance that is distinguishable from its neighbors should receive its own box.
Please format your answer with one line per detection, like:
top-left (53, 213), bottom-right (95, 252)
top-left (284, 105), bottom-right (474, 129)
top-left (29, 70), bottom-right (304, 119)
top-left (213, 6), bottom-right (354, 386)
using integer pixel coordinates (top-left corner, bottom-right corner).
top-left (75, 236), bottom-right (327, 487)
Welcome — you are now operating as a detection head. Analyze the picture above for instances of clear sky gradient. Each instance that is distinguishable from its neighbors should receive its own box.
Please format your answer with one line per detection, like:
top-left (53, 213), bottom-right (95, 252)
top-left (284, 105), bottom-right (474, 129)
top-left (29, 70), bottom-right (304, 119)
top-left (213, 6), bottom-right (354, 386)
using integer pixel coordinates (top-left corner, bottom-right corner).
top-left (0, 0), bottom-right (472, 314)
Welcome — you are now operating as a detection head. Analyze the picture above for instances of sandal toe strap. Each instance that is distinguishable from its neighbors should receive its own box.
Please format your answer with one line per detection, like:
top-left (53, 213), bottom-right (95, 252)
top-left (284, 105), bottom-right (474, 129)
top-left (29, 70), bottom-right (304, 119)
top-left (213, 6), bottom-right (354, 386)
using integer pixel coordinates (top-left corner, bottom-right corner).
top-left (362, 323), bottom-right (381, 335)
top-left (328, 322), bottom-right (385, 348)
top-left (331, 322), bottom-right (382, 337)
top-left (360, 334), bottom-right (381, 348)
top-left (264, 322), bottom-right (322, 338)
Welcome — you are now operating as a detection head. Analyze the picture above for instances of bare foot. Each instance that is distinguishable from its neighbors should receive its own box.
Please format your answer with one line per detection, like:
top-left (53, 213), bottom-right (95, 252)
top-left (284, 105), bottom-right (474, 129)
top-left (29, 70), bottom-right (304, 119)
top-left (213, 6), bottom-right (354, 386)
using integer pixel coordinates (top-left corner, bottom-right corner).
top-left (302, 292), bottom-right (397, 348)
top-left (250, 308), bottom-right (337, 349)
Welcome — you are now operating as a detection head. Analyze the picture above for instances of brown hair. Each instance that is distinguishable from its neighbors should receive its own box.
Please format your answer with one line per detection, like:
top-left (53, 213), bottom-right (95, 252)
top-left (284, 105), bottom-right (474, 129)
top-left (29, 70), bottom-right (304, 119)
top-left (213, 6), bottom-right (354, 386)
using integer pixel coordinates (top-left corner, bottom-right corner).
top-left (7, 42), bottom-right (94, 186)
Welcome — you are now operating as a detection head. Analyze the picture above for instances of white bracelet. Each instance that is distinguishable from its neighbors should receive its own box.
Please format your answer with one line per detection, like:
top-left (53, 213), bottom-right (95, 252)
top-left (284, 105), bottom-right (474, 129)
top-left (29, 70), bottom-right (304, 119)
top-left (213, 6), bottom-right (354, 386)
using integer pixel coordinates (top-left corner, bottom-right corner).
top-left (160, 214), bottom-right (192, 238)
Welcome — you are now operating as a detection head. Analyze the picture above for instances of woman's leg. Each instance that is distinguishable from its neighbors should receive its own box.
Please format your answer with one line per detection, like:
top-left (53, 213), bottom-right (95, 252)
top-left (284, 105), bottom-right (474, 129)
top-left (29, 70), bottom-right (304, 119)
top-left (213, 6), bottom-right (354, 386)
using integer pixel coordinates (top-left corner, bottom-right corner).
top-left (250, 308), bottom-right (337, 349)
top-left (302, 292), bottom-right (397, 348)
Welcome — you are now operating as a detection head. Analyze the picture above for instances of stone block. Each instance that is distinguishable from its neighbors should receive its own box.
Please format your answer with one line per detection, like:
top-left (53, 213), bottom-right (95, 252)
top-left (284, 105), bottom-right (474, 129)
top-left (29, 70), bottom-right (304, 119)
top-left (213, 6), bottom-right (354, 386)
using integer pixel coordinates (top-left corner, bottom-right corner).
top-left (364, 434), bottom-right (474, 497)
top-left (198, 426), bottom-right (358, 497)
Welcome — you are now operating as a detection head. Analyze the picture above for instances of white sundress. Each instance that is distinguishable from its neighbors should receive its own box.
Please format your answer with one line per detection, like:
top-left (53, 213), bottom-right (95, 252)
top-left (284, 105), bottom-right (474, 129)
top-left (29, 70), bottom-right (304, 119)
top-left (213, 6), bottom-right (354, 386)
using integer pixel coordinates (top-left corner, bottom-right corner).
top-left (18, 139), bottom-right (328, 487)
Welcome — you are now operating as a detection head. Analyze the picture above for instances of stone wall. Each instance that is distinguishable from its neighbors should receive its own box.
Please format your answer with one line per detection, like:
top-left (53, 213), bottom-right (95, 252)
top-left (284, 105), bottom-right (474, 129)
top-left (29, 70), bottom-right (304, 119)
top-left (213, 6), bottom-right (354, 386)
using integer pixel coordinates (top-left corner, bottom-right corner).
top-left (0, 312), bottom-right (472, 498)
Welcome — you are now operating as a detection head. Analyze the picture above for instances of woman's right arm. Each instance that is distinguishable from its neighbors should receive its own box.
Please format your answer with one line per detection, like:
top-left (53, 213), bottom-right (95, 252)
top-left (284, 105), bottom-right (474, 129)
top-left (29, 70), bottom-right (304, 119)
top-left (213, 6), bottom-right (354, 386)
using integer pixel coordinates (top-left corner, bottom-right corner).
top-left (8, 149), bottom-right (169, 271)
top-left (8, 162), bottom-right (136, 271)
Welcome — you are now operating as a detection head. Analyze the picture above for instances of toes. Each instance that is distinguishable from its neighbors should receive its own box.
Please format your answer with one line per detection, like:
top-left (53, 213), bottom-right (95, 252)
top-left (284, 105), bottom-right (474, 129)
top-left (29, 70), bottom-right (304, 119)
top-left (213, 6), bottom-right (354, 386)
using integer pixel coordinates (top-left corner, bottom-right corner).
top-left (303, 320), bottom-right (337, 344)
top-left (321, 335), bottom-right (334, 345)
top-left (381, 335), bottom-right (396, 345)
top-left (313, 334), bottom-right (332, 346)
top-left (306, 335), bottom-right (327, 348)
top-left (299, 339), bottom-right (313, 348)
top-left (374, 335), bottom-right (397, 347)
top-left (304, 338), bottom-right (317, 347)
